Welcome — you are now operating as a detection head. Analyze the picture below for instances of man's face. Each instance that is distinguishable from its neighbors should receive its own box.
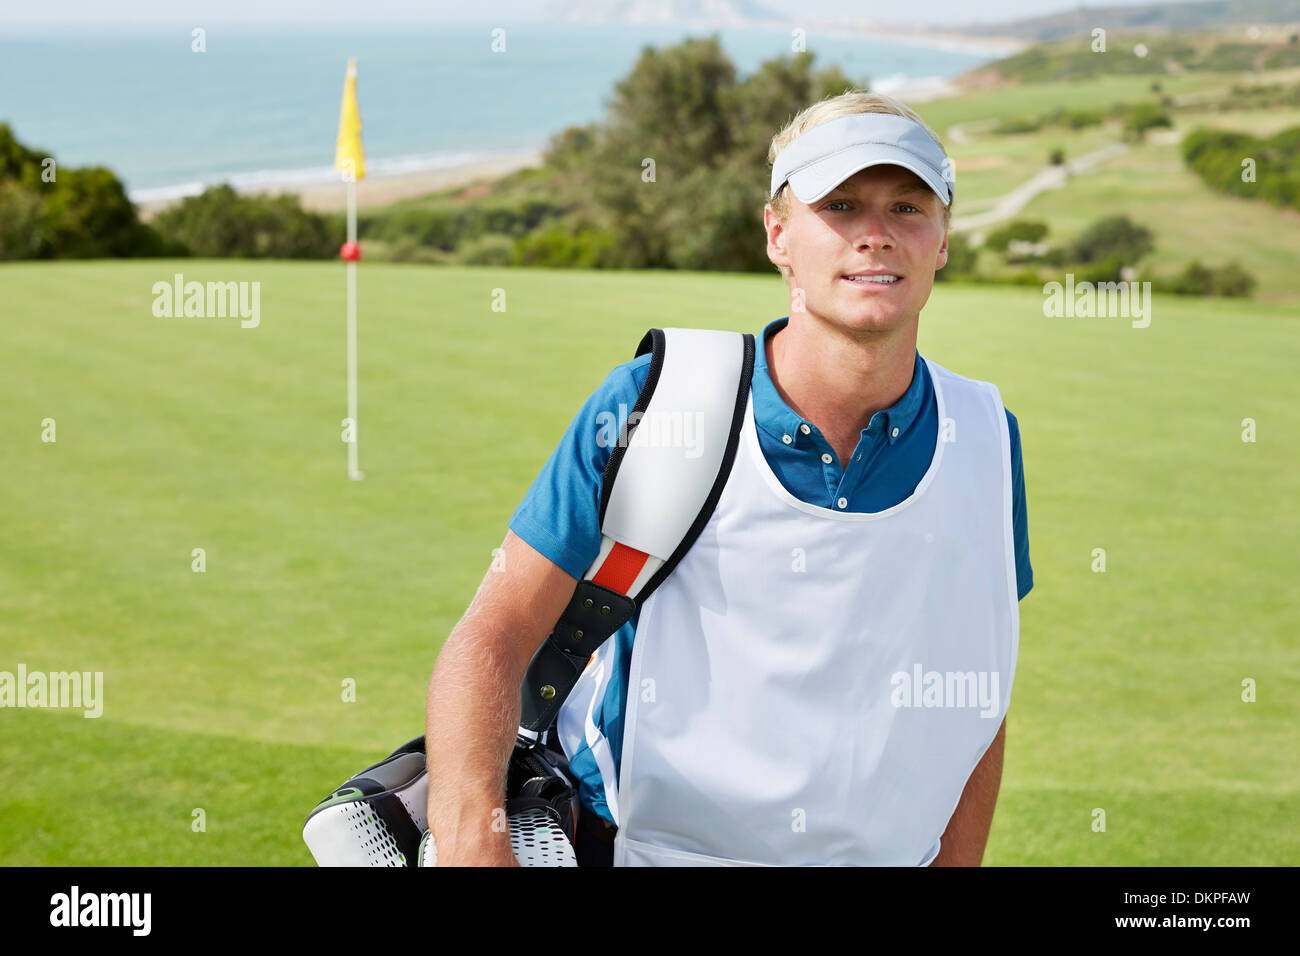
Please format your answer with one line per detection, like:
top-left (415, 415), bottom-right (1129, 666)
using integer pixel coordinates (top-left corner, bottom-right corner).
top-left (765, 163), bottom-right (949, 337)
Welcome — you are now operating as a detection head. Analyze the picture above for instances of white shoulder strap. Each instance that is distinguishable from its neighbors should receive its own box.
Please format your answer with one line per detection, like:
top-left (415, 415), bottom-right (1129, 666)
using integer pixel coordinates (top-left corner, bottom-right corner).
top-left (588, 327), bottom-right (753, 599)
top-left (517, 326), bottom-right (754, 738)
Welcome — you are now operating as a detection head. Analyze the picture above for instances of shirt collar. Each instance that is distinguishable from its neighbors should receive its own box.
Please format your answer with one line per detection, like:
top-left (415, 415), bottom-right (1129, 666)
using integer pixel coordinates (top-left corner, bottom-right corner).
top-left (753, 316), bottom-right (925, 447)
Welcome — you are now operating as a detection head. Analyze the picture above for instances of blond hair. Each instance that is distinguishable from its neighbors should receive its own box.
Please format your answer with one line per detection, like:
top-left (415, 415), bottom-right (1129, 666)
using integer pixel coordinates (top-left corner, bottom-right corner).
top-left (765, 90), bottom-right (952, 282)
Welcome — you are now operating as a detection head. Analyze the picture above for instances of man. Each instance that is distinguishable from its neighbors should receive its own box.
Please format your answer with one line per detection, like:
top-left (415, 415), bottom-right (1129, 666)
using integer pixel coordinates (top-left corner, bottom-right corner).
top-left (425, 91), bottom-right (1031, 866)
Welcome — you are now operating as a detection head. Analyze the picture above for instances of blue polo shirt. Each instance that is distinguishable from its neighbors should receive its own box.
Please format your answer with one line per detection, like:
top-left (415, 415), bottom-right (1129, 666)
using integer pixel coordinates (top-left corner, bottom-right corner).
top-left (508, 316), bottom-right (1033, 825)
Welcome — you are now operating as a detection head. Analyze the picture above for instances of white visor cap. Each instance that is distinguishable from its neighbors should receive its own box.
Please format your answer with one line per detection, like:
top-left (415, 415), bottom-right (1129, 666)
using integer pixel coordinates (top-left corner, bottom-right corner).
top-left (770, 112), bottom-right (953, 207)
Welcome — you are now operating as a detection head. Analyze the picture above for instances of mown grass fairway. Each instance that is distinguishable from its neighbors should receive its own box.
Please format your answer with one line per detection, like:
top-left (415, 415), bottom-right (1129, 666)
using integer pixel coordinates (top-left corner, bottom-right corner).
top-left (1, 260), bottom-right (1296, 864)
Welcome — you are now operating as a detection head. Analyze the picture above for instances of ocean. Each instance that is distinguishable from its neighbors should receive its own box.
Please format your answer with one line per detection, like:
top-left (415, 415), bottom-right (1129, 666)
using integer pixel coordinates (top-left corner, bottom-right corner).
top-left (0, 21), bottom-right (996, 202)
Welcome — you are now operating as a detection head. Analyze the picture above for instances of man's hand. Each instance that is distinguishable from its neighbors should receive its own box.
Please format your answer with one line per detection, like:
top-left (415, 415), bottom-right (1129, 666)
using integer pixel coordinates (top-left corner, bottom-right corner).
top-left (432, 831), bottom-right (521, 867)
top-left (929, 716), bottom-right (1006, 866)
top-left (425, 530), bottom-right (579, 868)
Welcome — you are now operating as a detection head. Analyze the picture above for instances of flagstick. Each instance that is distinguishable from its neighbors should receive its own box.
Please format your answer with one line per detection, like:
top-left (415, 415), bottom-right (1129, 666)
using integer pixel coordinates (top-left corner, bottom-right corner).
top-left (346, 175), bottom-right (363, 481)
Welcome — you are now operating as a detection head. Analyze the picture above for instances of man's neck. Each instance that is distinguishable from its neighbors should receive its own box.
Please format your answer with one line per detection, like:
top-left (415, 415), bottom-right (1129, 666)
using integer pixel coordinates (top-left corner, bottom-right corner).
top-left (767, 314), bottom-right (918, 444)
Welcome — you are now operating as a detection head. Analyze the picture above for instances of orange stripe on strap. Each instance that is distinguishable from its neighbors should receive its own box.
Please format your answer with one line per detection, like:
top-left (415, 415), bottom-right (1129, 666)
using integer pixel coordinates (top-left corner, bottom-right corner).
top-left (591, 542), bottom-right (649, 595)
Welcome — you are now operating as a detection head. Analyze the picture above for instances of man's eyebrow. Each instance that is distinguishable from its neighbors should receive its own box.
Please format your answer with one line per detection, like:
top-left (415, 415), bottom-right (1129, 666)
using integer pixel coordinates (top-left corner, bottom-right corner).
top-left (828, 180), bottom-right (930, 197)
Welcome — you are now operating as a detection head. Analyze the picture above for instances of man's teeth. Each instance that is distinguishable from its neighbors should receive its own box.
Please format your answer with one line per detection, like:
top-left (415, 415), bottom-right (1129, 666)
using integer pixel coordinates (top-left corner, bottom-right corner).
top-left (845, 275), bottom-right (901, 283)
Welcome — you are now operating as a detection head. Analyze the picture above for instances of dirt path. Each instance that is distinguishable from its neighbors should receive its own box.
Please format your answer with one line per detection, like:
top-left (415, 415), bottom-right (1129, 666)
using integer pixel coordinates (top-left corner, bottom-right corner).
top-left (950, 142), bottom-right (1130, 234)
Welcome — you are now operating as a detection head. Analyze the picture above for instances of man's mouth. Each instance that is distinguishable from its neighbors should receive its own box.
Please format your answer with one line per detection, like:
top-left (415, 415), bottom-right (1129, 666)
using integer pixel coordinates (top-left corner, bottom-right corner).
top-left (842, 273), bottom-right (904, 285)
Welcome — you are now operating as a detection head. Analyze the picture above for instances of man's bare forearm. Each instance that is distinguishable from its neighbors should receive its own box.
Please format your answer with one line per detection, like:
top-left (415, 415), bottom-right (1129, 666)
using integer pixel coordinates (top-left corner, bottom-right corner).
top-left (929, 716), bottom-right (1006, 867)
top-left (425, 616), bottom-right (522, 861)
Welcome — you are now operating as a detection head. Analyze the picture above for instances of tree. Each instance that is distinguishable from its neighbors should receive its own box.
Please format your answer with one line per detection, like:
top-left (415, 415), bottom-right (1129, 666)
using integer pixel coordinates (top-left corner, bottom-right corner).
top-left (0, 180), bottom-right (44, 258)
top-left (41, 166), bottom-right (156, 257)
top-left (542, 123), bottom-right (599, 173)
top-left (0, 123), bottom-right (175, 259)
top-left (984, 220), bottom-right (1048, 253)
top-left (0, 122), bottom-right (49, 185)
top-left (1123, 102), bottom-right (1172, 141)
top-left (1171, 259), bottom-right (1214, 295)
top-left (581, 35), bottom-right (865, 271)
top-left (1210, 261), bottom-right (1256, 297)
top-left (1067, 215), bottom-right (1155, 265)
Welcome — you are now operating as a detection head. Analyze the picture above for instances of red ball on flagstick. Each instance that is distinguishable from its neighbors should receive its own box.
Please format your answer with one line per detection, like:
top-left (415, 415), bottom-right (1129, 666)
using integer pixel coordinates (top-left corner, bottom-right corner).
top-left (340, 241), bottom-right (362, 262)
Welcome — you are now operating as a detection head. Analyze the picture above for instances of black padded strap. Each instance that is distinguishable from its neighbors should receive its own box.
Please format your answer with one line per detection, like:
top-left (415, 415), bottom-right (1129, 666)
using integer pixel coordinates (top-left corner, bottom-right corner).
top-left (519, 580), bottom-right (636, 734)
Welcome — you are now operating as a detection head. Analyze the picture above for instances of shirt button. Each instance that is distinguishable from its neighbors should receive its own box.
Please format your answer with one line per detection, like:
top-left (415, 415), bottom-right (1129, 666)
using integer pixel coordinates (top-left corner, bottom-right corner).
top-left (821, 453), bottom-right (833, 464)
top-left (799, 424), bottom-right (811, 435)
top-left (782, 434), bottom-right (792, 444)
top-left (891, 427), bottom-right (900, 438)
top-left (837, 497), bottom-right (848, 509)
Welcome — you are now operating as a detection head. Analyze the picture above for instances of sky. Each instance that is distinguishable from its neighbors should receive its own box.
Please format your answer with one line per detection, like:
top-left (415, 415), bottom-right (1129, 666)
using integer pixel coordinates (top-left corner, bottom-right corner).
top-left (0, 0), bottom-right (1200, 29)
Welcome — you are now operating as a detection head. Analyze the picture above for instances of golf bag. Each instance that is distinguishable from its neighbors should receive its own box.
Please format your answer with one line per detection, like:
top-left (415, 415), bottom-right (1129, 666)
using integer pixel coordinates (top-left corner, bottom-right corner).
top-left (302, 732), bottom-right (582, 866)
top-left (303, 327), bottom-right (756, 866)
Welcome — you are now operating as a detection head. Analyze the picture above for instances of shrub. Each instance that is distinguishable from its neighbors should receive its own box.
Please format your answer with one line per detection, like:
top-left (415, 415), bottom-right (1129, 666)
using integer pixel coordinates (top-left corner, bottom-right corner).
top-left (1066, 254), bottom-right (1128, 283)
top-left (151, 185), bottom-right (335, 258)
top-left (1010, 268), bottom-right (1047, 286)
top-left (1170, 260), bottom-right (1215, 295)
top-left (1123, 102), bottom-right (1173, 140)
top-left (1210, 261), bottom-right (1256, 297)
top-left (512, 223), bottom-right (617, 268)
top-left (1042, 246), bottom-right (1068, 267)
top-left (1181, 125), bottom-right (1300, 210)
top-left (1066, 215), bottom-right (1155, 265)
top-left (1064, 109), bottom-right (1102, 129)
top-left (371, 237), bottom-right (452, 264)
top-left (456, 233), bottom-right (515, 266)
top-left (994, 116), bottom-right (1042, 135)
top-left (1168, 260), bottom-right (1257, 297)
top-left (363, 195), bottom-right (566, 251)
top-left (933, 232), bottom-right (976, 281)
top-left (1072, 254), bottom-right (1126, 284)
top-left (984, 220), bottom-right (1049, 253)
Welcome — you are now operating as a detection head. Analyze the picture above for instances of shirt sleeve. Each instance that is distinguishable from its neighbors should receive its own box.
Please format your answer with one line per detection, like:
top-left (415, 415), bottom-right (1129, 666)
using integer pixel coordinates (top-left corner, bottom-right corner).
top-left (1005, 408), bottom-right (1034, 601)
top-left (507, 355), bottom-right (652, 580)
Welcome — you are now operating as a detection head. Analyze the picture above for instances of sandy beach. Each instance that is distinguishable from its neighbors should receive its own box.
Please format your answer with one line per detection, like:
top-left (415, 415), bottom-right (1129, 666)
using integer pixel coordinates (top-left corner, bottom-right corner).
top-left (807, 24), bottom-right (1028, 59)
top-left (294, 148), bottom-right (546, 212)
top-left (135, 147), bottom-right (547, 218)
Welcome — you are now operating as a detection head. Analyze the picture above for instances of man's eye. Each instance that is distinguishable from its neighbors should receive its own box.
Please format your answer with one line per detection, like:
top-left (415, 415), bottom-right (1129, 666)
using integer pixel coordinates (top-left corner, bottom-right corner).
top-left (823, 201), bottom-right (920, 212)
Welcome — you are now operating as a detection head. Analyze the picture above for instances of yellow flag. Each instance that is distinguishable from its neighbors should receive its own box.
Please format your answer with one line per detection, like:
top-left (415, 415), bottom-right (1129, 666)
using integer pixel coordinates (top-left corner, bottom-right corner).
top-left (335, 58), bottom-right (366, 181)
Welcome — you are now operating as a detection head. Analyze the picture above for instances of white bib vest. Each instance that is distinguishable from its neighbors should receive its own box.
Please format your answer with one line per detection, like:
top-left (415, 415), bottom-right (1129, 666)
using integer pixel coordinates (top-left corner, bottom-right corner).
top-left (578, 358), bottom-right (1019, 866)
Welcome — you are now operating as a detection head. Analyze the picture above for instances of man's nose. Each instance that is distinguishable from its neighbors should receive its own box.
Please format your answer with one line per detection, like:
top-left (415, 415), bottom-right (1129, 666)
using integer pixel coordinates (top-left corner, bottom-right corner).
top-left (851, 209), bottom-right (896, 249)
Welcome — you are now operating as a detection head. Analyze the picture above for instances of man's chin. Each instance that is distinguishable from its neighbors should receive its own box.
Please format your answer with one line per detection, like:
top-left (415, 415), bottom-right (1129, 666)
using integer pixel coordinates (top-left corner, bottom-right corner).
top-left (831, 295), bottom-right (916, 332)
top-left (804, 309), bottom-right (913, 341)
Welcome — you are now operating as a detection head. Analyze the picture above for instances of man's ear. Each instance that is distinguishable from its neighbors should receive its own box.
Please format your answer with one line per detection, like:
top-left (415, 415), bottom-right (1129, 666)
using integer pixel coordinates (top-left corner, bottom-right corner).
top-left (936, 221), bottom-right (949, 271)
top-left (764, 204), bottom-right (791, 272)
